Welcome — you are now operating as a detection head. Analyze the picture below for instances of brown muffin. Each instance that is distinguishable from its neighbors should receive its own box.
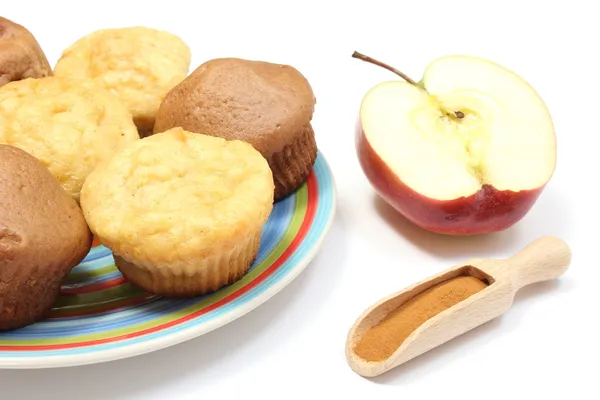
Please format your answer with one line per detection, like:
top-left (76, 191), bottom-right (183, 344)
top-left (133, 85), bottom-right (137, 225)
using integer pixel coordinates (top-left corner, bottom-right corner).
top-left (153, 57), bottom-right (317, 201)
top-left (0, 145), bottom-right (92, 331)
top-left (0, 17), bottom-right (52, 87)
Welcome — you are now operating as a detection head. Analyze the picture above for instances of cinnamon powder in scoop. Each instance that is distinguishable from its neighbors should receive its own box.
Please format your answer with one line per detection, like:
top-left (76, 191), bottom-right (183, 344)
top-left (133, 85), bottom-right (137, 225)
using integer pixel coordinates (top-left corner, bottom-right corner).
top-left (354, 275), bottom-right (488, 362)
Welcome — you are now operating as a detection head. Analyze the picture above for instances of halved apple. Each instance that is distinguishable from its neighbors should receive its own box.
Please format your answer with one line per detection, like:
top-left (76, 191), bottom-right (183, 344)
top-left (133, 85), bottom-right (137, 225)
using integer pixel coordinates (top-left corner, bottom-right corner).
top-left (355, 52), bottom-right (556, 235)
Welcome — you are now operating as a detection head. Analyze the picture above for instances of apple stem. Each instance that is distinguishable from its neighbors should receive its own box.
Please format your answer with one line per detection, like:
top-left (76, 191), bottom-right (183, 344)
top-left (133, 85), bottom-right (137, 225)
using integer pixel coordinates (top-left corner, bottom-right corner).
top-left (352, 51), bottom-right (419, 86)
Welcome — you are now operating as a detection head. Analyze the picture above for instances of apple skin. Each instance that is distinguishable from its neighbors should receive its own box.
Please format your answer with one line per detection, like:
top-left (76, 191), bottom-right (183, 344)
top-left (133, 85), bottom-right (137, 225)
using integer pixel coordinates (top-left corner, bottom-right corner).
top-left (356, 123), bottom-right (546, 236)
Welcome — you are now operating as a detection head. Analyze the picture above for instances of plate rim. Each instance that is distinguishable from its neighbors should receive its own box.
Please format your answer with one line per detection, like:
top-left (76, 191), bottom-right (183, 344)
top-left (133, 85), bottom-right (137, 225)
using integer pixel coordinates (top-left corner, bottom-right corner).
top-left (0, 150), bottom-right (337, 369)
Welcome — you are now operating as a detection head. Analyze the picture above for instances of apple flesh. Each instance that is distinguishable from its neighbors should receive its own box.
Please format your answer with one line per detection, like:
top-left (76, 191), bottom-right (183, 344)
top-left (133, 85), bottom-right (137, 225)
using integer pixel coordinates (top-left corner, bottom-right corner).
top-left (356, 55), bottom-right (556, 235)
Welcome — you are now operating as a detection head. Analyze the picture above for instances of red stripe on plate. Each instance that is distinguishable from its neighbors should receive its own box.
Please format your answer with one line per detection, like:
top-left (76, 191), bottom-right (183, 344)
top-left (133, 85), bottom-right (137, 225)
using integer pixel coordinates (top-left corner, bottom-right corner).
top-left (91, 236), bottom-right (102, 248)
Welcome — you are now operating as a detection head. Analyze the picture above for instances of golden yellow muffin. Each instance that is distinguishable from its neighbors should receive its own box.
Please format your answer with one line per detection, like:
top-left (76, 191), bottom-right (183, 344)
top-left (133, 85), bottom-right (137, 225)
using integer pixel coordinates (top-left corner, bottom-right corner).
top-left (0, 76), bottom-right (139, 202)
top-left (80, 127), bottom-right (275, 297)
top-left (54, 26), bottom-right (191, 136)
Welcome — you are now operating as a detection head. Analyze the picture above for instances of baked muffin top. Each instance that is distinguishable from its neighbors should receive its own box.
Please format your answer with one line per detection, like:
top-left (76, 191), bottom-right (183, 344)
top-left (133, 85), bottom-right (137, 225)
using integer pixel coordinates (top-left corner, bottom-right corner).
top-left (54, 26), bottom-right (191, 130)
top-left (0, 17), bottom-right (52, 87)
top-left (80, 127), bottom-right (274, 263)
top-left (0, 76), bottom-right (139, 201)
top-left (0, 144), bottom-right (91, 268)
top-left (153, 57), bottom-right (316, 156)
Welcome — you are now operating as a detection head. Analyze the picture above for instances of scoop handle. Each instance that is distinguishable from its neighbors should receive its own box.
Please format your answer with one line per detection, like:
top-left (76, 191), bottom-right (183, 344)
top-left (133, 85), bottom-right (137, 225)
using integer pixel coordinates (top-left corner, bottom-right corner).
top-left (505, 236), bottom-right (571, 289)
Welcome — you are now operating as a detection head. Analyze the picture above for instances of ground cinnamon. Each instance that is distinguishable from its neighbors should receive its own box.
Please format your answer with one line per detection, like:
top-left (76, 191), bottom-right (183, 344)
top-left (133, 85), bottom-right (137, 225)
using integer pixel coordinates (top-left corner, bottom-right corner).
top-left (354, 275), bottom-right (488, 362)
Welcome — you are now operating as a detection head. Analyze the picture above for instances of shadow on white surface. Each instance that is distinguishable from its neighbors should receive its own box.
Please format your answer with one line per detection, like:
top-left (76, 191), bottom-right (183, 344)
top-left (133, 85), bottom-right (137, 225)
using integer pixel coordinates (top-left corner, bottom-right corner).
top-left (363, 278), bottom-right (575, 385)
top-left (0, 212), bottom-right (348, 399)
top-left (372, 193), bottom-right (570, 259)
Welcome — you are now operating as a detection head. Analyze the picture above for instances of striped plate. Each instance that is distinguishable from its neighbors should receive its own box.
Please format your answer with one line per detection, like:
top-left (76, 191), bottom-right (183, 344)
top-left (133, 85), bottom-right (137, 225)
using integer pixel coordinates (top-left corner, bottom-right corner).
top-left (0, 151), bottom-right (336, 369)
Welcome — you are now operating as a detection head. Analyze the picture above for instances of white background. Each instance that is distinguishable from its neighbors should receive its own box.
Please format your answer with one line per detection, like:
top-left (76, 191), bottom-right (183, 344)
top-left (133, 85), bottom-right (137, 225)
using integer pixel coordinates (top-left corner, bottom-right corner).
top-left (1, 0), bottom-right (597, 398)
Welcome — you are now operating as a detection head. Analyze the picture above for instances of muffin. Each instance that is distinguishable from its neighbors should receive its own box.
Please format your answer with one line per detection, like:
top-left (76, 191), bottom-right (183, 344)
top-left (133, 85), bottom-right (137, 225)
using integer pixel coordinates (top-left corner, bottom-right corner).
top-left (0, 145), bottom-right (92, 331)
top-left (0, 76), bottom-right (139, 202)
top-left (153, 57), bottom-right (317, 201)
top-left (80, 127), bottom-right (275, 297)
top-left (0, 16), bottom-right (52, 87)
top-left (53, 26), bottom-right (191, 136)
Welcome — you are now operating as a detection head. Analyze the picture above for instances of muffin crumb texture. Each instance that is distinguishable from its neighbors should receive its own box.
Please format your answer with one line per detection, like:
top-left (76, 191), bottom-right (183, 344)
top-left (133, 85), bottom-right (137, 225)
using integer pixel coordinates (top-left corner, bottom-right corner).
top-left (54, 26), bottom-right (191, 131)
top-left (81, 128), bottom-right (275, 270)
top-left (0, 76), bottom-right (139, 201)
top-left (0, 17), bottom-right (52, 87)
top-left (154, 57), bottom-right (315, 156)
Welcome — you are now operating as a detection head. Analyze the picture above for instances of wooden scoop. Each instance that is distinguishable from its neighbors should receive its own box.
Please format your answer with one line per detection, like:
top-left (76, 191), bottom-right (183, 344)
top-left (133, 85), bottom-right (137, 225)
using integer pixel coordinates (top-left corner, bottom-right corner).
top-left (345, 236), bottom-right (571, 377)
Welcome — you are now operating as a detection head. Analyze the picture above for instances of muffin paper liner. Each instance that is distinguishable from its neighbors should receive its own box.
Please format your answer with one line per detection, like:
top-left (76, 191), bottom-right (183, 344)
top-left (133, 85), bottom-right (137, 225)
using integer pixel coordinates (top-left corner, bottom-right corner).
top-left (114, 231), bottom-right (262, 297)
top-left (269, 124), bottom-right (317, 201)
